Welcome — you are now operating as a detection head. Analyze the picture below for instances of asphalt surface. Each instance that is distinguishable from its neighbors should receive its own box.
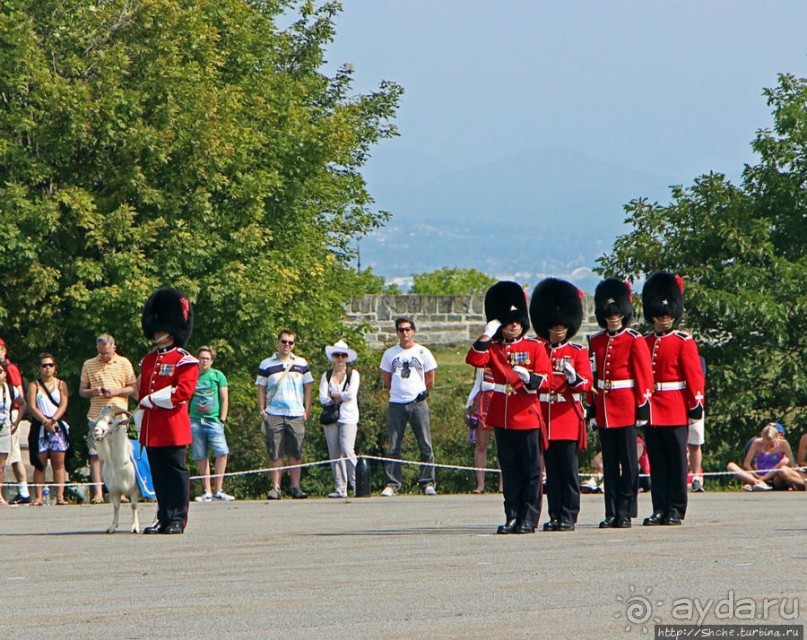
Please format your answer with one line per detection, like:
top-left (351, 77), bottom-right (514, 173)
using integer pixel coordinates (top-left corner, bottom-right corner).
top-left (1, 491), bottom-right (805, 639)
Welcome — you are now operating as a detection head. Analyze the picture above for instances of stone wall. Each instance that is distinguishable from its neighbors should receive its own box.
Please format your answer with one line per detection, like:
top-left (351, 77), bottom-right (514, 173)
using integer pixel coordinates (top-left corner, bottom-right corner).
top-left (345, 294), bottom-right (600, 348)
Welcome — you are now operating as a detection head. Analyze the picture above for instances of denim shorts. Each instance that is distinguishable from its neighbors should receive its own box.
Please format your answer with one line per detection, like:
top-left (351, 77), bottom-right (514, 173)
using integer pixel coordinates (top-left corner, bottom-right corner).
top-left (190, 418), bottom-right (229, 460)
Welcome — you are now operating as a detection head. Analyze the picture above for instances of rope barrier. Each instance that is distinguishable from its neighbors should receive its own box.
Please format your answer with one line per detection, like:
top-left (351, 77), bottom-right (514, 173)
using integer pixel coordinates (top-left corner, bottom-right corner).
top-left (2, 456), bottom-right (805, 490)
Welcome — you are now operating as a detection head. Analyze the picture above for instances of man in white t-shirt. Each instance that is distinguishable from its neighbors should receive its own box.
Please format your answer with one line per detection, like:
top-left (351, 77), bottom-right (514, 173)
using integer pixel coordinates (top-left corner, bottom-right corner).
top-left (379, 317), bottom-right (438, 496)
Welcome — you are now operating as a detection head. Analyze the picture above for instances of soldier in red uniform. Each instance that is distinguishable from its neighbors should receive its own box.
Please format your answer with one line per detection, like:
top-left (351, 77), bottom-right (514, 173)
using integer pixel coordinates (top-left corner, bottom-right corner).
top-left (588, 278), bottom-right (653, 529)
top-left (530, 278), bottom-right (592, 532)
top-left (641, 272), bottom-right (705, 526)
top-left (138, 288), bottom-right (199, 535)
top-left (466, 281), bottom-right (551, 534)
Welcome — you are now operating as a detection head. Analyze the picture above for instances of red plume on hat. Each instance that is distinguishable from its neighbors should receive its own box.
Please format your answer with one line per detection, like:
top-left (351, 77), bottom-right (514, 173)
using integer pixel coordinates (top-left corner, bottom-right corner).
top-left (141, 288), bottom-right (194, 347)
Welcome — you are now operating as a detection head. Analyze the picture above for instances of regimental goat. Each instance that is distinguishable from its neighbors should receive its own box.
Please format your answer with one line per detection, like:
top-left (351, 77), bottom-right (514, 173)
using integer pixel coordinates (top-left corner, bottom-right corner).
top-left (90, 407), bottom-right (141, 533)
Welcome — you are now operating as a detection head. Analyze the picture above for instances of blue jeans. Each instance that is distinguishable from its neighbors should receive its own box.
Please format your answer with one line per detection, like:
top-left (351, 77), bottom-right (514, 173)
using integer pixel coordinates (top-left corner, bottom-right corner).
top-left (384, 400), bottom-right (435, 490)
top-left (190, 418), bottom-right (229, 460)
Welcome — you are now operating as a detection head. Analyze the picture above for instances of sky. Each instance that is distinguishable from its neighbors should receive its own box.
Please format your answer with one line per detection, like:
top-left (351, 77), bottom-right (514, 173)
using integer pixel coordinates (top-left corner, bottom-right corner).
top-left (326, 1), bottom-right (807, 186)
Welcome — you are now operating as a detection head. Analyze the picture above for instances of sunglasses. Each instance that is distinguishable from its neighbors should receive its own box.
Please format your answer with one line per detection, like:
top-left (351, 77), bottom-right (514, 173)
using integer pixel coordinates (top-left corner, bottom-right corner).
top-left (397, 326), bottom-right (413, 333)
top-left (40, 362), bottom-right (55, 368)
top-left (332, 353), bottom-right (348, 358)
top-left (279, 339), bottom-right (295, 346)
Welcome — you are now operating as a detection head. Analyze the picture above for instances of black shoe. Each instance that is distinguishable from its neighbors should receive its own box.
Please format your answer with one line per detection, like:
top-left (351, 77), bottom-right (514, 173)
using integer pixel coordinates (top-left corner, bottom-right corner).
top-left (643, 511), bottom-right (665, 526)
top-left (143, 522), bottom-right (164, 534)
top-left (497, 519), bottom-right (520, 534)
top-left (543, 519), bottom-right (560, 532)
top-left (556, 521), bottom-right (576, 531)
top-left (514, 522), bottom-right (536, 534)
top-left (663, 515), bottom-right (683, 526)
top-left (290, 487), bottom-right (308, 499)
top-left (599, 517), bottom-right (616, 529)
top-left (163, 521), bottom-right (184, 534)
top-left (10, 494), bottom-right (32, 505)
top-left (613, 517), bottom-right (632, 528)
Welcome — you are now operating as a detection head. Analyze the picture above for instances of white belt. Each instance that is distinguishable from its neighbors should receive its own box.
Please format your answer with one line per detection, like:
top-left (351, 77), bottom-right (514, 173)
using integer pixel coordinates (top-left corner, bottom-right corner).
top-left (492, 383), bottom-right (536, 395)
top-left (597, 379), bottom-right (634, 390)
top-left (655, 381), bottom-right (687, 391)
top-left (539, 393), bottom-right (584, 403)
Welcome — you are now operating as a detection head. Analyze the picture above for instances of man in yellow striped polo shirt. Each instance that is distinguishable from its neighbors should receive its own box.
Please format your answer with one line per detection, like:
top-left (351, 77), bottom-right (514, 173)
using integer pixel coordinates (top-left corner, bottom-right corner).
top-left (79, 334), bottom-right (137, 503)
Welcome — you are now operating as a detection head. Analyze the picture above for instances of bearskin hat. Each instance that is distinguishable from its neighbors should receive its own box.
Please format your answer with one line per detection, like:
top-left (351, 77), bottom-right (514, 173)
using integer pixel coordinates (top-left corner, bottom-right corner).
top-left (642, 271), bottom-right (684, 324)
top-left (594, 278), bottom-right (633, 328)
top-left (141, 288), bottom-right (193, 347)
top-left (529, 278), bottom-right (584, 340)
top-left (484, 281), bottom-right (529, 336)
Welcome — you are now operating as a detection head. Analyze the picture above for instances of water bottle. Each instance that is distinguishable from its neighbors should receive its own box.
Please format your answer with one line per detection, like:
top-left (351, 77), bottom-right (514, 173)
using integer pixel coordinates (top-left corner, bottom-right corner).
top-left (42, 486), bottom-right (51, 506)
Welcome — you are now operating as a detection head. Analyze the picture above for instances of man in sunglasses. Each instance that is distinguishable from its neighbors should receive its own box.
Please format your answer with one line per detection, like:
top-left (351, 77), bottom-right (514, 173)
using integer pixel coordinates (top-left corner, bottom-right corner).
top-left (379, 317), bottom-right (438, 496)
top-left (256, 329), bottom-right (313, 500)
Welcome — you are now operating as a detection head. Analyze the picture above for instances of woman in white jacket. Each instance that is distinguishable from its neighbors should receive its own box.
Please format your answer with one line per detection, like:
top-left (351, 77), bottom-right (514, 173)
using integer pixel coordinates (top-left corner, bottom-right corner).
top-left (319, 340), bottom-right (360, 498)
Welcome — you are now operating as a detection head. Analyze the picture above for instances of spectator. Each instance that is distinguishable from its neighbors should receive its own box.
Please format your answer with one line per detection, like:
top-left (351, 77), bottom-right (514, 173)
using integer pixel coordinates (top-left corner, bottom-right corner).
top-left (466, 282), bottom-right (551, 534)
top-left (587, 279), bottom-right (653, 529)
top-left (580, 436), bottom-right (650, 495)
top-left (27, 353), bottom-right (70, 505)
top-left (465, 367), bottom-right (498, 494)
top-left (78, 333), bottom-right (137, 504)
top-left (0, 338), bottom-right (31, 504)
top-left (727, 423), bottom-right (804, 491)
top-left (256, 329), bottom-right (313, 500)
top-left (380, 317), bottom-right (438, 497)
top-left (138, 288), bottom-right (199, 534)
top-left (0, 362), bottom-right (21, 505)
top-left (191, 346), bottom-right (234, 502)
top-left (798, 431), bottom-right (807, 471)
top-left (319, 340), bottom-right (360, 499)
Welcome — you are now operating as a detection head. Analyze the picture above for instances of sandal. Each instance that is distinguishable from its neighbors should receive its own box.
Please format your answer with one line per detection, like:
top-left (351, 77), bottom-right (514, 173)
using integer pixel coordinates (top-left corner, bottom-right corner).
top-left (90, 496), bottom-right (104, 504)
top-left (55, 498), bottom-right (69, 505)
top-left (30, 500), bottom-right (44, 506)
top-left (472, 488), bottom-right (485, 494)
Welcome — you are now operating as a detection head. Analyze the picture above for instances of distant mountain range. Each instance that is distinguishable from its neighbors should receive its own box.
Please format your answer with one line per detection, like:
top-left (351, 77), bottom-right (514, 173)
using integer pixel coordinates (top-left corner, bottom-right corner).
top-left (358, 147), bottom-right (675, 293)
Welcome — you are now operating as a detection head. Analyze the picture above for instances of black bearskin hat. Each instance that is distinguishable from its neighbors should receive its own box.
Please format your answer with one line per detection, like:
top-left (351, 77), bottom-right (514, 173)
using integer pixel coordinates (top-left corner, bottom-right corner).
top-left (529, 278), bottom-right (584, 340)
top-left (594, 278), bottom-right (633, 328)
top-left (141, 288), bottom-right (193, 347)
top-left (484, 281), bottom-right (529, 336)
top-left (642, 271), bottom-right (684, 324)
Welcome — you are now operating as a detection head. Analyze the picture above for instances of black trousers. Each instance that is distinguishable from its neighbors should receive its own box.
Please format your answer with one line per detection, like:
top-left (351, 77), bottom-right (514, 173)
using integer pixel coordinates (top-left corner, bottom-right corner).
top-left (544, 440), bottom-right (580, 524)
top-left (644, 425), bottom-right (688, 518)
top-left (598, 426), bottom-right (638, 519)
top-left (147, 445), bottom-right (190, 528)
top-left (494, 427), bottom-right (543, 528)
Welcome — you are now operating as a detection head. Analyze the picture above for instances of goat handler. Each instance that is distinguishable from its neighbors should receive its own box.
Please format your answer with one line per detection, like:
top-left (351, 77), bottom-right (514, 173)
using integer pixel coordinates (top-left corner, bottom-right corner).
top-left (137, 288), bottom-right (199, 535)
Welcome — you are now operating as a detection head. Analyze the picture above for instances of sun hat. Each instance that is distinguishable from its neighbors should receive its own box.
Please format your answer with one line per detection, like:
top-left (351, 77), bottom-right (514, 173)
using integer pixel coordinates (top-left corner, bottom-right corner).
top-left (324, 339), bottom-right (357, 363)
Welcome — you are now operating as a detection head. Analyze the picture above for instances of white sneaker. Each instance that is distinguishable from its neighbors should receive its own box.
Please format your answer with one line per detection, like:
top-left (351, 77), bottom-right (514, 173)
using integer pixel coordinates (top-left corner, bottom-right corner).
top-left (328, 491), bottom-right (347, 499)
top-left (423, 484), bottom-right (437, 496)
top-left (691, 478), bottom-right (705, 493)
top-left (380, 486), bottom-right (398, 497)
top-left (752, 482), bottom-right (772, 491)
top-left (213, 491), bottom-right (235, 501)
top-left (194, 492), bottom-right (213, 503)
top-left (580, 478), bottom-right (600, 494)
top-left (742, 484), bottom-right (753, 492)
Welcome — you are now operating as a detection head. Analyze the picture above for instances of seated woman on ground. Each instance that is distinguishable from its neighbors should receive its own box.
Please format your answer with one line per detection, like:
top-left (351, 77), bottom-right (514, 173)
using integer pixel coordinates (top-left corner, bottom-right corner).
top-left (726, 423), bottom-right (804, 491)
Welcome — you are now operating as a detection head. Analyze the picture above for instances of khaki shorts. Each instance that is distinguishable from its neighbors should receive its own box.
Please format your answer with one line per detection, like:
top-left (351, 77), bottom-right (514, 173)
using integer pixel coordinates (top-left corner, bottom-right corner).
top-left (263, 414), bottom-right (305, 460)
top-left (7, 427), bottom-right (22, 464)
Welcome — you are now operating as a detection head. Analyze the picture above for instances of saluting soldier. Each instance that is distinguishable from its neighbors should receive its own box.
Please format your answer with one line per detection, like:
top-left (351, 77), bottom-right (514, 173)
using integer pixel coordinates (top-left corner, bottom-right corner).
top-left (466, 281), bottom-right (551, 534)
top-left (641, 272), bottom-right (705, 526)
top-left (530, 278), bottom-right (592, 532)
top-left (588, 278), bottom-right (653, 529)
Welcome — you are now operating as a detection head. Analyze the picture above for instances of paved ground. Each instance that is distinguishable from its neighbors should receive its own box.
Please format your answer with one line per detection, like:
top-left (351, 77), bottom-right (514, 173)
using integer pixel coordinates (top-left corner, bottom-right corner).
top-left (1, 491), bottom-right (805, 639)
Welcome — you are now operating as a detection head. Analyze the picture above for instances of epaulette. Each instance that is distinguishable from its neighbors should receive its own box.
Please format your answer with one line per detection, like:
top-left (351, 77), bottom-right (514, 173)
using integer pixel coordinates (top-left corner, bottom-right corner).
top-left (590, 330), bottom-right (606, 339)
top-left (673, 330), bottom-right (691, 341)
top-left (625, 328), bottom-right (642, 338)
top-left (567, 342), bottom-right (584, 351)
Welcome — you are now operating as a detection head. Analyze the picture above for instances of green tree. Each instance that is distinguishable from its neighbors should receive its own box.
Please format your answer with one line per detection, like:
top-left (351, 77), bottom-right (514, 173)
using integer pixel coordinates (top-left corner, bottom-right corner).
top-left (0, 0), bottom-right (401, 488)
top-left (597, 73), bottom-right (806, 467)
top-left (410, 267), bottom-right (496, 295)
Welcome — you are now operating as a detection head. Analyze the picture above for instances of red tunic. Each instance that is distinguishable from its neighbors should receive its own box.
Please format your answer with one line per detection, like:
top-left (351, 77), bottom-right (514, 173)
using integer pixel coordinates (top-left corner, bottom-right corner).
top-left (539, 340), bottom-right (593, 444)
top-left (587, 328), bottom-right (653, 429)
top-left (138, 347), bottom-right (199, 447)
top-left (645, 330), bottom-right (705, 427)
top-left (466, 337), bottom-right (550, 431)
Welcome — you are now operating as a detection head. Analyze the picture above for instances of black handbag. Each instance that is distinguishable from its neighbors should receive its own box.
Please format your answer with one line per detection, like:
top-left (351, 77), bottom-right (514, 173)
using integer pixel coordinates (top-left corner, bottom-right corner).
top-left (319, 367), bottom-right (351, 425)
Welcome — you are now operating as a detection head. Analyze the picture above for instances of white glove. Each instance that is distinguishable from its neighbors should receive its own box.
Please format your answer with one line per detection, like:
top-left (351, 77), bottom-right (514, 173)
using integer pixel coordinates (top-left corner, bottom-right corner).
top-left (483, 319), bottom-right (501, 338)
top-left (562, 360), bottom-right (578, 384)
top-left (139, 386), bottom-right (175, 410)
top-left (688, 417), bottom-right (704, 429)
top-left (512, 365), bottom-right (531, 383)
top-left (636, 420), bottom-right (648, 427)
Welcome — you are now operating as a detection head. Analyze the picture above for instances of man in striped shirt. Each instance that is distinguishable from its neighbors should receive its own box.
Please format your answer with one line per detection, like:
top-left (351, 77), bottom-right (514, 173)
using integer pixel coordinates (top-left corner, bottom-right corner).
top-left (79, 333), bottom-right (137, 503)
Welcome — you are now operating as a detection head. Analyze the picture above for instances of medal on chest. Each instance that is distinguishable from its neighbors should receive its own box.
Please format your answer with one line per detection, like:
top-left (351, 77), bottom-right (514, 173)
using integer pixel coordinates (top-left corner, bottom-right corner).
top-left (508, 351), bottom-right (530, 367)
top-left (158, 363), bottom-right (175, 377)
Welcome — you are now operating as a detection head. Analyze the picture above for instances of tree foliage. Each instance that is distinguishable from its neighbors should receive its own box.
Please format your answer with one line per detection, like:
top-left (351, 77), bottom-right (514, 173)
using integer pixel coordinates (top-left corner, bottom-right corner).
top-left (410, 267), bottom-right (496, 295)
top-left (597, 74), bottom-right (806, 462)
top-left (0, 0), bottom-right (402, 485)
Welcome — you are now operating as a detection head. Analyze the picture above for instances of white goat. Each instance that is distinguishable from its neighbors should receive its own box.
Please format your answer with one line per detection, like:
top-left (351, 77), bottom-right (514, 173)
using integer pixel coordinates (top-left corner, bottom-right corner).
top-left (90, 407), bottom-right (141, 534)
